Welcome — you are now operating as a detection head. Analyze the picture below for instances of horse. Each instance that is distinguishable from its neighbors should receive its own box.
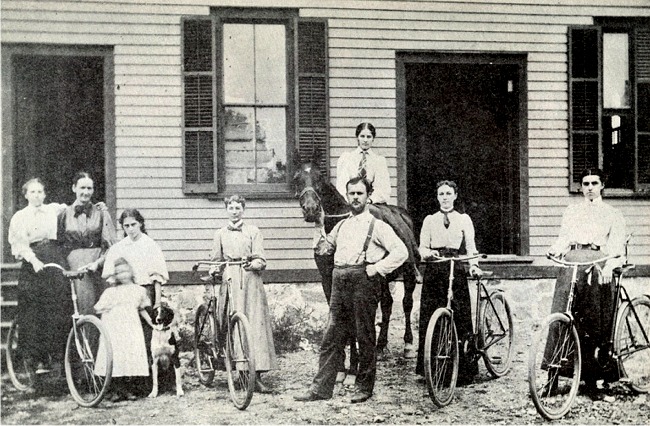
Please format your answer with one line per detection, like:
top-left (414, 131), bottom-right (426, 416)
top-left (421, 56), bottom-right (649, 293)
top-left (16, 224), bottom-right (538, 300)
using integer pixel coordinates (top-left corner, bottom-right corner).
top-left (293, 154), bottom-right (418, 363)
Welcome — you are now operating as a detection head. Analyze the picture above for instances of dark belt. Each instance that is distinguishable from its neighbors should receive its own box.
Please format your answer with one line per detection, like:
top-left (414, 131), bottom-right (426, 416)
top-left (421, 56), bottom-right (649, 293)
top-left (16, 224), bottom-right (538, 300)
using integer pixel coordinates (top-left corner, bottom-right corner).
top-left (30, 239), bottom-right (54, 248)
top-left (432, 247), bottom-right (460, 257)
top-left (334, 264), bottom-right (367, 270)
top-left (570, 243), bottom-right (600, 251)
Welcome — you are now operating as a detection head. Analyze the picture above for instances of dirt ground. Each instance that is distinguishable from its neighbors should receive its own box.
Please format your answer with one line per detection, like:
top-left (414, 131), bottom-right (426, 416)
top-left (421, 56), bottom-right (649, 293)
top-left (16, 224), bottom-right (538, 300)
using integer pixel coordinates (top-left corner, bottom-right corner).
top-left (2, 313), bottom-right (649, 426)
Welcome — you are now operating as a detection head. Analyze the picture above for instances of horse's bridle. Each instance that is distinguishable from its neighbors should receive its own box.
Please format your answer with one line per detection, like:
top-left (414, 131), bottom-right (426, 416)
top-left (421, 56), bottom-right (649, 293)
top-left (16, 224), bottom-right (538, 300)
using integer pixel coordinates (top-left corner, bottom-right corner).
top-left (298, 186), bottom-right (349, 219)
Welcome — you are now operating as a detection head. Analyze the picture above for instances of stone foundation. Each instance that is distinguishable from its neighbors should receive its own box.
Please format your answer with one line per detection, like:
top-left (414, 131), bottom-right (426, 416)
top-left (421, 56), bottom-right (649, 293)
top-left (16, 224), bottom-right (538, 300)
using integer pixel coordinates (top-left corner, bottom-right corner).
top-left (159, 277), bottom-right (650, 351)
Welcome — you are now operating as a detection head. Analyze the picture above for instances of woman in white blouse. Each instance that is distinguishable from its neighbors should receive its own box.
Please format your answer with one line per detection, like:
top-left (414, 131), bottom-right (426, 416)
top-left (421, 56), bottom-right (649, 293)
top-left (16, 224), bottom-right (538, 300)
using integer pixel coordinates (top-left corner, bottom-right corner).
top-left (8, 178), bottom-right (72, 374)
top-left (415, 180), bottom-right (482, 385)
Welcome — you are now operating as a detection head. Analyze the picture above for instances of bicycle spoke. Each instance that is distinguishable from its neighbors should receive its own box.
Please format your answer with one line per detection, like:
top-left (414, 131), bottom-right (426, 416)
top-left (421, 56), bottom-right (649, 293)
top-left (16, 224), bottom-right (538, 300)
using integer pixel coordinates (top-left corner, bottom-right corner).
top-left (529, 314), bottom-right (581, 420)
top-left (615, 297), bottom-right (650, 392)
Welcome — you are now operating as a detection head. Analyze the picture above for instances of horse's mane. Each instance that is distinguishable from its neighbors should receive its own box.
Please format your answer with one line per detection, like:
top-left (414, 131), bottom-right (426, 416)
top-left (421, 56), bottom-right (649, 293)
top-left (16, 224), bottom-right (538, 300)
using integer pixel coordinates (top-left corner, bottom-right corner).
top-left (316, 179), bottom-right (349, 233)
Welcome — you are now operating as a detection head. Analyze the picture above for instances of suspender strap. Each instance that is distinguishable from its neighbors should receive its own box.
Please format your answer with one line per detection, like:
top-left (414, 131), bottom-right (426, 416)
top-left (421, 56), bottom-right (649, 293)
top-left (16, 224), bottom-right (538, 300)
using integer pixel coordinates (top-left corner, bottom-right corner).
top-left (363, 217), bottom-right (376, 255)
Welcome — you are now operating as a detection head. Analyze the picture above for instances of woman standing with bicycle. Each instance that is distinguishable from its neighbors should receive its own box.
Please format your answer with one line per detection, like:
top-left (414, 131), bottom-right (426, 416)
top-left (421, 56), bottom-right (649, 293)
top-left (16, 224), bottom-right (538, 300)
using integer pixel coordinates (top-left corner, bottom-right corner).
top-left (58, 171), bottom-right (116, 315)
top-left (210, 195), bottom-right (277, 393)
top-left (8, 178), bottom-right (73, 375)
top-left (546, 168), bottom-right (626, 399)
top-left (416, 180), bottom-right (482, 385)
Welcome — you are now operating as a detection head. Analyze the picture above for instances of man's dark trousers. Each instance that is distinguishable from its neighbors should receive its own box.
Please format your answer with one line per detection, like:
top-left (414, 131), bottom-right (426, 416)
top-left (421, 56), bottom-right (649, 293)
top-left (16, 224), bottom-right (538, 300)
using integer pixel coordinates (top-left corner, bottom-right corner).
top-left (310, 265), bottom-right (380, 398)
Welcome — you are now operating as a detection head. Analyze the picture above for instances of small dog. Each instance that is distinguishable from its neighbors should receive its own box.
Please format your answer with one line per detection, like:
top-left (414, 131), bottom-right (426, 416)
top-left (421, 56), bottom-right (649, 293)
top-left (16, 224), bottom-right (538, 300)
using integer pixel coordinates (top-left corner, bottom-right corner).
top-left (148, 304), bottom-right (184, 398)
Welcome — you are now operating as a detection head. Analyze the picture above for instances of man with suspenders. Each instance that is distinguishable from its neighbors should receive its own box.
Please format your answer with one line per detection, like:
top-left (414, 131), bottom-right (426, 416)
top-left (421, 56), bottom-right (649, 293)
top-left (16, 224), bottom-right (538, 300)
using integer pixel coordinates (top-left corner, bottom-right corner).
top-left (295, 176), bottom-right (408, 404)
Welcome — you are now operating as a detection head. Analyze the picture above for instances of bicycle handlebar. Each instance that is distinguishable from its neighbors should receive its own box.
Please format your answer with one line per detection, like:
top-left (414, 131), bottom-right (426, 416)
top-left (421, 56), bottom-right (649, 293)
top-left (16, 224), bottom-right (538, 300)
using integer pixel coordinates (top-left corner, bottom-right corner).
top-left (42, 263), bottom-right (86, 279)
top-left (192, 260), bottom-right (248, 272)
top-left (423, 253), bottom-right (487, 263)
top-left (546, 253), bottom-right (620, 267)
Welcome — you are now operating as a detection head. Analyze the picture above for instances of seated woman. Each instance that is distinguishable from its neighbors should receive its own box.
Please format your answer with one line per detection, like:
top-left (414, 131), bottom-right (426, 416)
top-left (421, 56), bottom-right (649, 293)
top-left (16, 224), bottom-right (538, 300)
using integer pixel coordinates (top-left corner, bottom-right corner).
top-left (335, 122), bottom-right (420, 278)
top-left (415, 180), bottom-right (482, 385)
top-left (8, 178), bottom-right (72, 374)
top-left (210, 195), bottom-right (277, 393)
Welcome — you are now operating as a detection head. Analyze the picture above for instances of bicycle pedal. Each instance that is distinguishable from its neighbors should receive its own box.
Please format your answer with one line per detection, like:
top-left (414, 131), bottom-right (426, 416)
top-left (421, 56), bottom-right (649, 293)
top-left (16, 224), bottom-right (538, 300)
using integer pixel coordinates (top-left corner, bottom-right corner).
top-left (618, 377), bottom-right (631, 384)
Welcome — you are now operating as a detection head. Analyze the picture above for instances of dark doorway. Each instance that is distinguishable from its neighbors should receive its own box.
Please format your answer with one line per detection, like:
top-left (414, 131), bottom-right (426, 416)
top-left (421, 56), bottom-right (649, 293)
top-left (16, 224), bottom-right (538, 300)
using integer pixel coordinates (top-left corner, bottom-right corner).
top-left (12, 55), bottom-right (106, 208)
top-left (404, 60), bottom-right (523, 255)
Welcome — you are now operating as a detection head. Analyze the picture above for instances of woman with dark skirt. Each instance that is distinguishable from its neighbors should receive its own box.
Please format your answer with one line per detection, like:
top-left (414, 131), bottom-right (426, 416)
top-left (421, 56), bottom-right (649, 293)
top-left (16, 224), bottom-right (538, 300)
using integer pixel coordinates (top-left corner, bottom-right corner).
top-left (8, 178), bottom-right (73, 374)
top-left (415, 180), bottom-right (483, 385)
top-left (57, 171), bottom-right (116, 315)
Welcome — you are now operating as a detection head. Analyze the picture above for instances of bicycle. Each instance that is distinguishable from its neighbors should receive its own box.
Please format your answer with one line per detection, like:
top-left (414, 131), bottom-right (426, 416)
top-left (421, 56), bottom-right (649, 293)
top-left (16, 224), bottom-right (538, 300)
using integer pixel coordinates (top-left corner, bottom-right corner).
top-left (192, 260), bottom-right (256, 410)
top-left (5, 263), bottom-right (113, 407)
top-left (528, 249), bottom-right (650, 420)
top-left (423, 253), bottom-right (514, 407)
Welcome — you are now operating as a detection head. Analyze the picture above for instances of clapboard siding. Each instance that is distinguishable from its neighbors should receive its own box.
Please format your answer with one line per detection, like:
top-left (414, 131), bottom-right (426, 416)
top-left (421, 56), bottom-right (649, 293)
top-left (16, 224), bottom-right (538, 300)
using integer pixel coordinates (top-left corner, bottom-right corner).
top-left (2, 0), bottom-right (650, 270)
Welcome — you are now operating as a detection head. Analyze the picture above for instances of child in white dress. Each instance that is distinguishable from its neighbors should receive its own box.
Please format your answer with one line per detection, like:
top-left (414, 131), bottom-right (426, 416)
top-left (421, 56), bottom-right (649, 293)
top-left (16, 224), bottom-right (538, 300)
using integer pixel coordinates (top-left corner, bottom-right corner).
top-left (94, 257), bottom-right (153, 401)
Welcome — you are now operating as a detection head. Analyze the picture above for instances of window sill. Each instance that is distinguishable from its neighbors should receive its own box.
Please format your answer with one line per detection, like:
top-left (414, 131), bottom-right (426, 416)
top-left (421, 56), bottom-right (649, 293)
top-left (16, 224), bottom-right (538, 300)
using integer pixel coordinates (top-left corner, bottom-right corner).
top-left (569, 188), bottom-right (650, 198)
top-left (206, 190), bottom-right (296, 201)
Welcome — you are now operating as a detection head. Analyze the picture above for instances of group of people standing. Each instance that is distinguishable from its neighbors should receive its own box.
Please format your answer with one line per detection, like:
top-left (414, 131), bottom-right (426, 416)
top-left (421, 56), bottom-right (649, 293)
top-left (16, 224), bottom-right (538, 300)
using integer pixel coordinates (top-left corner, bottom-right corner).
top-left (9, 121), bottom-right (627, 406)
top-left (8, 173), bottom-right (277, 400)
top-left (295, 122), bottom-right (627, 405)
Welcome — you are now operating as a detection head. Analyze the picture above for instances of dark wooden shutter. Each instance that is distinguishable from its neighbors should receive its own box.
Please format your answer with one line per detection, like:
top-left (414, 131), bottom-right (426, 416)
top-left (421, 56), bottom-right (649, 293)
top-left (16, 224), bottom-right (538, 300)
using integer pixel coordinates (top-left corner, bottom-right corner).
top-left (568, 27), bottom-right (601, 192)
top-left (297, 20), bottom-right (329, 176)
top-left (182, 17), bottom-right (217, 193)
top-left (635, 26), bottom-right (650, 191)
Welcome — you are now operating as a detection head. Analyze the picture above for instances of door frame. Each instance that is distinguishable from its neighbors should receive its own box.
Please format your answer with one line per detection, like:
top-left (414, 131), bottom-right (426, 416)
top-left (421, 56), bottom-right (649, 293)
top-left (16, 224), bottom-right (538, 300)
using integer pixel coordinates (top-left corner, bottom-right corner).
top-left (395, 51), bottom-right (529, 255)
top-left (1, 44), bottom-right (115, 262)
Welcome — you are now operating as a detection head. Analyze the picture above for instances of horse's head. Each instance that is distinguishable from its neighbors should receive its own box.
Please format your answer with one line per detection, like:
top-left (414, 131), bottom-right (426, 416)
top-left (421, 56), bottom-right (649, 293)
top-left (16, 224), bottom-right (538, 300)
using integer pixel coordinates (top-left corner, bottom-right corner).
top-left (293, 152), bottom-right (326, 223)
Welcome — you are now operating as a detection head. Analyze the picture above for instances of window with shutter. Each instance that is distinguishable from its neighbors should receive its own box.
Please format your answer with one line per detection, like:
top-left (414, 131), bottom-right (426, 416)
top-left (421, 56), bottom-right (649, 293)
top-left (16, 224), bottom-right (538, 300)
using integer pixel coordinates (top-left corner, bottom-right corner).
top-left (568, 19), bottom-right (650, 195)
top-left (569, 27), bottom-right (601, 192)
top-left (181, 10), bottom-right (328, 197)
top-left (182, 18), bottom-right (217, 193)
top-left (635, 27), bottom-right (650, 190)
top-left (297, 21), bottom-right (329, 176)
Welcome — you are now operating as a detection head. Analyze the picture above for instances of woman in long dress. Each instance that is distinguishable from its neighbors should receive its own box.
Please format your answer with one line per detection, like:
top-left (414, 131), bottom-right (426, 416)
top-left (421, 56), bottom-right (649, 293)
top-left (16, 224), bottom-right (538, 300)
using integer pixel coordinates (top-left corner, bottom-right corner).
top-left (210, 195), bottom-right (277, 393)
top-left (416, 180), bottom-right (483, 385)
top-left (8, 178), bottom-right (72, 373)
top-left (58, 171), bottom-right (116, 314)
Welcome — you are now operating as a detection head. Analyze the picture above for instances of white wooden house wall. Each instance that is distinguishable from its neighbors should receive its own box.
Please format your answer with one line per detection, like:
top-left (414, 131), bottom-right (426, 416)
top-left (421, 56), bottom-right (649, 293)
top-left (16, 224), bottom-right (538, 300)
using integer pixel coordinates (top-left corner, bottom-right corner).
top-left (2, 0), bottom-right (649, 271)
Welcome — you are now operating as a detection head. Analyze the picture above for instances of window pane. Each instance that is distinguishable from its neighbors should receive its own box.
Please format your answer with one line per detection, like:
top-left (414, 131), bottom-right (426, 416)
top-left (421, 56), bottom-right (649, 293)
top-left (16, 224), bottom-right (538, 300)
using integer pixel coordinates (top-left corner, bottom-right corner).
top-left (224, 107), bottom-right (255, 184)
top-left (603, 33), bottom-right (630, 109)
top-left (223, 24), bottom-right (254, 104)
top-left (255, 25), bottom-right (286, 104)
top-left (256, 108), bottom-right (287, 183)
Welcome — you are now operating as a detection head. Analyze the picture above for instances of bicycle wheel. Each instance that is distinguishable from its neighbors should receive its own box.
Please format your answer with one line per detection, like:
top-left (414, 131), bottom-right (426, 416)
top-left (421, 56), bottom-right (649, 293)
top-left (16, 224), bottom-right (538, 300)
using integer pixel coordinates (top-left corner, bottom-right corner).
top-left (5, 321), bottom-right (35, 391)
top-left (528, 313), bottom-right (581, 420)
top-left (224, 312), bottom-right (256, 410)
top-left (64, 315), bottom-right (112, 407)
top-left (194, 304), bottom-right (216, 386)
top-left (479, 291), bottom-right (514, 377)
top-left (424, 308), bottom-right (459, 407)
top-left (615, 296), bottom-right (650, 392)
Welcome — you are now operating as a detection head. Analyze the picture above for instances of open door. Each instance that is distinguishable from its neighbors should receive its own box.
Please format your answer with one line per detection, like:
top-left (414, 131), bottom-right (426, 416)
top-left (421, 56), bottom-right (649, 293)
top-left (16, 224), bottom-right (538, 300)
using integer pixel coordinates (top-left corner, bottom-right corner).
top-left (2, 46), bottom-right (114, 262)
top-left (401, 54), bottom-right (527, 255)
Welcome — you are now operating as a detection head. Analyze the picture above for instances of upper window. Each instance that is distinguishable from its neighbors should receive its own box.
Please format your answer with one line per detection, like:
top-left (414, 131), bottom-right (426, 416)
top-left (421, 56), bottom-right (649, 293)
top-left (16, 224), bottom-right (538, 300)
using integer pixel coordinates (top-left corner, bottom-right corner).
top-left (182, 10), bottom-right (328, 197)
top-left (568, 19), bottom-right (650, 194)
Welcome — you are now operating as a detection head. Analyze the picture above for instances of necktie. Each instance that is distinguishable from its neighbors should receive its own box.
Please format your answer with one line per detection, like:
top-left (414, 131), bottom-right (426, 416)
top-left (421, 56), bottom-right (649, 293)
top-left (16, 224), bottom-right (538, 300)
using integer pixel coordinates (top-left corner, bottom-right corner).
top-left (358, 151), bottom-right (368, 178)
top-left (442, 210), bottom-right (453, 229)
top-left (74, 203), bottom-right (93, 218)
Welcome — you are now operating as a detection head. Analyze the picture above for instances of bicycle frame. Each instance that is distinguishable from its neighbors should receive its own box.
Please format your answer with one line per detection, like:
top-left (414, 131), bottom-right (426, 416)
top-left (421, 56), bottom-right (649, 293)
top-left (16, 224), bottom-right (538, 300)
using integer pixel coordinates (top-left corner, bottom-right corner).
top-left (42, 263), bottom-right (90, 361)
top-left (546, 254), bottom-right (620, 322)
top-left (193, 260), bottom-right (247, 348)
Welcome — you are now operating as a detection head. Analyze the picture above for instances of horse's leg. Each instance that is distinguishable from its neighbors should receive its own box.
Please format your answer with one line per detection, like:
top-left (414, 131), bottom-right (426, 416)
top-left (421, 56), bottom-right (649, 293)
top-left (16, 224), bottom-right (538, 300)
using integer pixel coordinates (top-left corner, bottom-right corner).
top-left (376, 279), bottom-right (392, 354)
top-left (402, 267), bottom-right (417, 358)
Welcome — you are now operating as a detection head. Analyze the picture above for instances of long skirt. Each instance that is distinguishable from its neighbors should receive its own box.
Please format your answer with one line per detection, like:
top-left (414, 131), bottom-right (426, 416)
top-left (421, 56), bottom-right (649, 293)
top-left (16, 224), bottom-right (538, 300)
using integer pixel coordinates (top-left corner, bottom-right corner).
top-left (218, 265), bottom-right (277, 372)
top-left (16, 240), bottom-right (73, 363)
top-left (416, 261), bottom-right (477, 380)
top-left (545, 249), bottom-right (616, 381)
top-left (66, 247), bottom-right (106, 315)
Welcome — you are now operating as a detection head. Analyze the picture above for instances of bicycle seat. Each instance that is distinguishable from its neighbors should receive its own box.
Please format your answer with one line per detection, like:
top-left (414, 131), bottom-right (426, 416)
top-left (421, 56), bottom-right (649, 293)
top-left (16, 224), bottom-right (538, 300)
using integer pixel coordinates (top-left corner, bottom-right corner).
top-left (613, 264), bottom-right (635, 276)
